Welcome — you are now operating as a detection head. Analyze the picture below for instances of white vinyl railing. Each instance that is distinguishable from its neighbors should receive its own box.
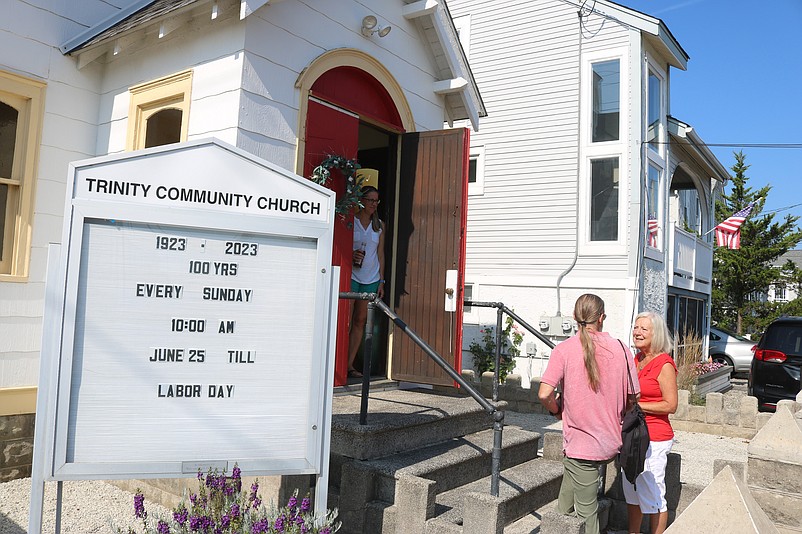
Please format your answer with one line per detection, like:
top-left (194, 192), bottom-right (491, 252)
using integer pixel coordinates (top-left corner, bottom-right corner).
top-left (669, 225), bottom-right (713, 294)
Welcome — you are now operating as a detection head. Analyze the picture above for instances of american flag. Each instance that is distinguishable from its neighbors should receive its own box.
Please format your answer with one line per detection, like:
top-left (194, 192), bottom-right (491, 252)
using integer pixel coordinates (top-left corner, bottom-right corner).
top-left (647, 216), bottom-right (659, 247)
top-left (715, 202), bottom-right (754, 249)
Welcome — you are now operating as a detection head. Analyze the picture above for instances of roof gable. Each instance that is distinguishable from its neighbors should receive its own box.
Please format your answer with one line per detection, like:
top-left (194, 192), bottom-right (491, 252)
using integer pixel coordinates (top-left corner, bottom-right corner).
top-left (60, 0), bottom-right (485, 128)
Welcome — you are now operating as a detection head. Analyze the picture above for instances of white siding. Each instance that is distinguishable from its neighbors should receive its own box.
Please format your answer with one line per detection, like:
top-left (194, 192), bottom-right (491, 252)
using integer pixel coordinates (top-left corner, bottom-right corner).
top-left (0, 0), bottom-right (461, 391)
top-left (0, 2), bottom-right (110, 388)
top-left (449, 0), bottom-right (633, 282)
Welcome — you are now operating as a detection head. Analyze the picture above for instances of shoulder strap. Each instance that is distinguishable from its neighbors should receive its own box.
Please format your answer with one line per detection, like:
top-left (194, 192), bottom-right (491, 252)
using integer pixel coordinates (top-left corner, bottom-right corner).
top-left (618, 339), bottom-right (636, 414)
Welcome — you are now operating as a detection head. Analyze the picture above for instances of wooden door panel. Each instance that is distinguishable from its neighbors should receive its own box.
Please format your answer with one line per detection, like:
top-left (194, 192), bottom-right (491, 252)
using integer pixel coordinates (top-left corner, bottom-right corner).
top-left (392, 129), bottom-right (469, 385)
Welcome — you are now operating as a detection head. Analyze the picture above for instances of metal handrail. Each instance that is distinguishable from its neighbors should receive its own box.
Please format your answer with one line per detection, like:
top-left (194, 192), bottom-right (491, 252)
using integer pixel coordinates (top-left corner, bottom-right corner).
top-left (339, 294), bottom-right (558, 497)
top-left (339, 291), bottom-right (504, 496)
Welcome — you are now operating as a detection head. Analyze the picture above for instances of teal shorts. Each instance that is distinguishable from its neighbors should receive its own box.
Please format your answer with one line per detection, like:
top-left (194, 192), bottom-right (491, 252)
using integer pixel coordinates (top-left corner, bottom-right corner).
top-left (351, 280), bottom-right (381, 293)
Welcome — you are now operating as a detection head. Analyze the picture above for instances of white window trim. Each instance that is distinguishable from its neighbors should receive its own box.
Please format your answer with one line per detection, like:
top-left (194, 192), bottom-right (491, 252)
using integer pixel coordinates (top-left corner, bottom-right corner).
top-left (644, 163), bottom-right (664, 261)
top-left (645, 57), bottom-right (667, 160)
top-left (468, 145), bottom-right (485, 196)
top-left (462, 281), bottom-right (479, 324)
top-left (580, 49), bottom-right (628, 255)
top-left (0, 70), bottom-right (45, 281)
top-left (644, 57), bottom-right (667, 261)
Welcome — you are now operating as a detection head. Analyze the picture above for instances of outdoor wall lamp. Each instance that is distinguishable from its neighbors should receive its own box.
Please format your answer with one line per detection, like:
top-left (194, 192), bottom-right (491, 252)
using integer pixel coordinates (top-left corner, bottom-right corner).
top-left (361, 15), bottom-right (391, 38)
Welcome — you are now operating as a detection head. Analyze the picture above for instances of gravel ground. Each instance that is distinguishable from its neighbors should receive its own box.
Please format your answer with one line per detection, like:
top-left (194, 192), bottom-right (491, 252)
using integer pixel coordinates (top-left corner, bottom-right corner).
top-left (0, 383), bottom-right (751, 533)
top-left (0, 478), bottom-right (170, 533)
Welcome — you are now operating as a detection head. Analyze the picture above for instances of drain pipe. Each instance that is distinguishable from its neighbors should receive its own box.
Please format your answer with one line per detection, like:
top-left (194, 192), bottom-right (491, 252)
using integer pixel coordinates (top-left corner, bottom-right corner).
top-left (556, 8), bottom-right (585, 316)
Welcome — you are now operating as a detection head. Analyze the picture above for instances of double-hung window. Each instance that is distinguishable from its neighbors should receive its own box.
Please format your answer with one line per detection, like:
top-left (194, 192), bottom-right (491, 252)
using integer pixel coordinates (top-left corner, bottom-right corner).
top-left (644, 63), bottom-right (666, 257)
top-left (0, 71), bottom-right (45, 278)
top-left (582, 52), bottom-right (626, 252)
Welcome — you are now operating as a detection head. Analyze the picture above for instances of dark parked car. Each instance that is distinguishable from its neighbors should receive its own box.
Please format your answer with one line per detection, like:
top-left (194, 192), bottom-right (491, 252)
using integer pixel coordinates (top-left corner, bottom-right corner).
top-left (749, 316), bottom-right (802, 411)
top-left (709, 326), bottom-right (756, 374)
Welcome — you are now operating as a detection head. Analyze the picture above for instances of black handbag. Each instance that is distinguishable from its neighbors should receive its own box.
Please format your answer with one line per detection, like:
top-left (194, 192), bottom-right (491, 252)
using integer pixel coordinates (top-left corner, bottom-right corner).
top-left (618, 341), bottom-right (650, 489)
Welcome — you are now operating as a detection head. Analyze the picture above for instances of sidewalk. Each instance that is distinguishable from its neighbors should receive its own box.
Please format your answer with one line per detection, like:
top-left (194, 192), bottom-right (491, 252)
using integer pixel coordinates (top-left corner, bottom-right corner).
top-left (505, 378), bottom-right (751, 487)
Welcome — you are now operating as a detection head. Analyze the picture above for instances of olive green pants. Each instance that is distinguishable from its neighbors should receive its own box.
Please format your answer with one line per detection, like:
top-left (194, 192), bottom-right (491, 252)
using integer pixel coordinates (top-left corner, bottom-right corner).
top-left (557, 456), bottom-right (609, 534)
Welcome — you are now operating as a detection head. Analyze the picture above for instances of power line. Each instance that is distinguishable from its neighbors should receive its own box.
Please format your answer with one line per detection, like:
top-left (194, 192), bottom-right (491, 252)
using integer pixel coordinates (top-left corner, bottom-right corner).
top-left (649, 141), bottom-right (802, 149)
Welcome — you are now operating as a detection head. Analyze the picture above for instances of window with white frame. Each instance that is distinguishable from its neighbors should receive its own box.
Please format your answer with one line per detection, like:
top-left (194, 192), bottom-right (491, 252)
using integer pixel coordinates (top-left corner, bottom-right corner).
top-left (582, 51), bottom-right (626, 253)
top-left (644, 61), bottom-right (667, 258)
top-left (774, 284), bottom-right (787, 302)
top-left (127, 70), bottom-right (192, 151)
top-left (468, 146), bottom-right (485, 195)
top-left (647, 70), bottom-right (662, 151)
top-left (591, 60), bottom-right (620, 143)
top-left (590, 157), bottom-right (620, 241)
top-left (646, 164), bottom-right (661, 249)
top-left (0, 71), bottom-right (45, 278)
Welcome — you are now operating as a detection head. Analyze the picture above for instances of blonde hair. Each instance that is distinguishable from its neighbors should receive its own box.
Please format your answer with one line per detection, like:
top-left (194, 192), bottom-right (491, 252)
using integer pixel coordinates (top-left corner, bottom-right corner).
top-left (634, 311), bottom-right (673, 354)
top-left (574, 293), bottom-right (605, 392)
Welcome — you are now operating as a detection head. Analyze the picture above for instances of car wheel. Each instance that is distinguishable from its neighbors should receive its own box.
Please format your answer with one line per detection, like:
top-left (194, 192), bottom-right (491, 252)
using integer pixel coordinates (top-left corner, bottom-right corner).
top-left (712, 354), bottom-right (733, 368)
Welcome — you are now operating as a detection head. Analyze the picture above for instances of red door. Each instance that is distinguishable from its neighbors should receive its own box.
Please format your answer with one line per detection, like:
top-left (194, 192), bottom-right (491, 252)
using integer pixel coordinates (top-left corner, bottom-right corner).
top-left (303, 99), bottom-right (359, 386)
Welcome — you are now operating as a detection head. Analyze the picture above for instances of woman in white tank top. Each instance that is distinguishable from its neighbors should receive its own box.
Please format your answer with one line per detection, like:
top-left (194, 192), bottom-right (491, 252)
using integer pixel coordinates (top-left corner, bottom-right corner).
top-left (348, 186), bottom-right (385, 378)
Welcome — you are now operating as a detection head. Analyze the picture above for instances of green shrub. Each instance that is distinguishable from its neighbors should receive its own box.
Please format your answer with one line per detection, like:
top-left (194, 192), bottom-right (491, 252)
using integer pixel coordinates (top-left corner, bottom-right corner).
top-left (468, 316), bottom-right (523, 383)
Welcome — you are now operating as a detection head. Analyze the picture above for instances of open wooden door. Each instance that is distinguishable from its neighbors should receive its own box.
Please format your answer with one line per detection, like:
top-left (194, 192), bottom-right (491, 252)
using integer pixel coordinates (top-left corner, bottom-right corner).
top-left (303, 99), bottom-right (359, 386)
top-left (391, 128), bottom-right (469, 386)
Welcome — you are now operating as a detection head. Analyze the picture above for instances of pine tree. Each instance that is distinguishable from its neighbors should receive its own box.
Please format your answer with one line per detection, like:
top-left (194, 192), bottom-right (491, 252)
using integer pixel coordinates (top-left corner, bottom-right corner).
top-left (712, 151), bottom-right (802, 334)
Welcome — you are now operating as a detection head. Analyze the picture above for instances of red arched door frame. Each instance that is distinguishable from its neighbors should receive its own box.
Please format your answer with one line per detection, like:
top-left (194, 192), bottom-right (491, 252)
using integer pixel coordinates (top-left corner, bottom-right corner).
top-left (303, 67), bottom-right (404, 386)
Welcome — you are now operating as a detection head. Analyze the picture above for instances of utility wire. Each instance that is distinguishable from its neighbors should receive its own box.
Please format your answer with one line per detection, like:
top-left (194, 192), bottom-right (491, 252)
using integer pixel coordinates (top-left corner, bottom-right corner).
top-left (648, 141), bottom-right (802, 149)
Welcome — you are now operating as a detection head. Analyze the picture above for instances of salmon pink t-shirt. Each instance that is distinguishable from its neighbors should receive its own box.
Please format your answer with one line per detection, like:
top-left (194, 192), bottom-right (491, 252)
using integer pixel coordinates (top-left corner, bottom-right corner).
top-left (541, 331), bottom-right (639, 461)
top-left (636, 352), bottom-right (677, 441)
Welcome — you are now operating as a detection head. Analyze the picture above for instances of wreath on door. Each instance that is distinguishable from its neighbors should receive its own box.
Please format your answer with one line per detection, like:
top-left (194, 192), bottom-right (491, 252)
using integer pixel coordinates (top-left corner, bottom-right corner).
top-left (310, 154), bottom-right (364, 217)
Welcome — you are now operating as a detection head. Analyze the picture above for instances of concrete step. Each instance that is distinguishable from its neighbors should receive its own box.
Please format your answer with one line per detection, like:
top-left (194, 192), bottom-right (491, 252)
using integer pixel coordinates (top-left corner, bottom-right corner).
top-left (425, 458), bottom-right (565, 532)
top-left (368, 425), bottom-right (541, 503)
top-left (331, 388), bottom-right (505, 460)
top-left (345, 426), bottom-right (541, 534)
top-left (504, 497), bottom-right (614, 534)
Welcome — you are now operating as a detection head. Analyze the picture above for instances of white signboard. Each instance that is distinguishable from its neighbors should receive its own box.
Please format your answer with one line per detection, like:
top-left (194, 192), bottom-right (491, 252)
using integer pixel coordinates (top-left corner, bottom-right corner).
top-left (37, 139), bottom-right (337, 480)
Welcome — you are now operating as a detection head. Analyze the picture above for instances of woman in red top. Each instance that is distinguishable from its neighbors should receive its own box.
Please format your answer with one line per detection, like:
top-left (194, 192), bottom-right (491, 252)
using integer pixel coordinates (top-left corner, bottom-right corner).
top-left (622, 311), bottom-right (678, 534)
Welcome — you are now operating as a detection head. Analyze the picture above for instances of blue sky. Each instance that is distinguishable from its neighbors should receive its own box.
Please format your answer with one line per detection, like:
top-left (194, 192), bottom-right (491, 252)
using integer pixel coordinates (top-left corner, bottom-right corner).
top-left (617, 0), bottom-right (802, 237)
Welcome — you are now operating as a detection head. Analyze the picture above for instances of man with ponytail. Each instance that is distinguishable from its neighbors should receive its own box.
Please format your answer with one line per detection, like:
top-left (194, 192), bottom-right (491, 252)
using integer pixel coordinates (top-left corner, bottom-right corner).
top-left (538, 294), bottom-right (639, 534)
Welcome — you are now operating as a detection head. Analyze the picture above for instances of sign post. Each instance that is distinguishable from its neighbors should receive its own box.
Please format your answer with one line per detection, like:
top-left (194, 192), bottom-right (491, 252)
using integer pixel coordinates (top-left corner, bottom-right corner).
top-left (30, 139), bottom-right (337, 530)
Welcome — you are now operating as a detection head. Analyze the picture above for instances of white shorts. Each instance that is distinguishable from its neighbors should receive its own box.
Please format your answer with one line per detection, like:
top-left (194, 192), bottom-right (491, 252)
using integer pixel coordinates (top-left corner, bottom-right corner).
top-left (621, 439), bottom-right (673, 514)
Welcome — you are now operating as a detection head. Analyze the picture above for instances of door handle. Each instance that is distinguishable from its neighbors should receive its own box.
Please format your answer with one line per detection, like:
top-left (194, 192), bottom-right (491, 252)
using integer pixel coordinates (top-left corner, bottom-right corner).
top-left (445, 288), bottom-right (454, 296)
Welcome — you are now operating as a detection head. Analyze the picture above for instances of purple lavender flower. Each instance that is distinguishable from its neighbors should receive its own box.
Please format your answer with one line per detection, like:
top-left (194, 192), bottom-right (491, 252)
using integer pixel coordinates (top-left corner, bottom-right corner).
top-left (320, 528), bottom-right (331, 534)
top-left (221, 514), bottom-right (230, 528)
top-left (173, 506), bottom-right (188, 526)
top-left (230, 504), bottom-right (240, 518)
top-left (287, 495), bottom-right (298, 511)
top-left (274, 514), bottom-right (285, 532)
top-left (251, 518), bottom-right (269, 533)
top-left (300, 497), bottom-right (311, 512)
top-left (156, 520), bottom-right (170, 534)
top-left (134, 493), bottom-right (146, 519)
top-left (189, 515), bottom-right (202, 531)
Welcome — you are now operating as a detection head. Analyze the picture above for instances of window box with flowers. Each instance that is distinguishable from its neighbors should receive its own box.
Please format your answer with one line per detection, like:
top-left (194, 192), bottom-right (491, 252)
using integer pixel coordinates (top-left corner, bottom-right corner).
top-left (690, 361), bottom-right (732, 397)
